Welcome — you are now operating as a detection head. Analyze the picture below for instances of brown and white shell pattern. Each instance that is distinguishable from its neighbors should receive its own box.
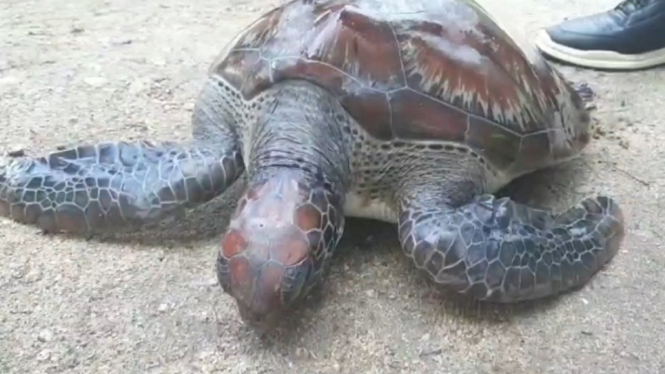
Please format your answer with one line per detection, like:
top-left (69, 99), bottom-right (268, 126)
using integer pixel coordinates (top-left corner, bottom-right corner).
top-left (210, 0), bottom-right (591, 175)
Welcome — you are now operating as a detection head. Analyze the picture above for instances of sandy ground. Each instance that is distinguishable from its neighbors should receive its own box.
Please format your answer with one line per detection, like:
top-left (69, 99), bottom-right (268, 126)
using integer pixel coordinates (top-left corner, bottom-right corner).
top-left (1, 0), bottom-right (664, 373)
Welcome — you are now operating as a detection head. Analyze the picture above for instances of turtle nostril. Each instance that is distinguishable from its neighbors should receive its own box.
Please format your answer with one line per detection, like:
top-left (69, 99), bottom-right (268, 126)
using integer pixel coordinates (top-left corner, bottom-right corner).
top-left (247, 218), bottom-right (267, 230)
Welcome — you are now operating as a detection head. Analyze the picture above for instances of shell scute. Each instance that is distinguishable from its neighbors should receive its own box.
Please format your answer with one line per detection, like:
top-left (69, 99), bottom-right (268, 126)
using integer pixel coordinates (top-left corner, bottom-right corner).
top-left (393, 15), bottom-right (544, 136)
top-left (216, 2), bottom-right (405, 102)
top-left (304, 5), bottom-right (405, 89)
top-left (465, 117), bottom-right (521, 170)
top-left (388, 90), bottom-right (467, 142)
top-left (216, 50), bottom-right (265, 99)
top-left (517, 132), bottom-right (553, 170)
top-left (340, 90), bottom-right (392, 140)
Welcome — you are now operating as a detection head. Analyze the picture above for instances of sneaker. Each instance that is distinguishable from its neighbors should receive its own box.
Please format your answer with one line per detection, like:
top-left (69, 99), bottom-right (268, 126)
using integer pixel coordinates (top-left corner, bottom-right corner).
top-left (534, 0), bottom-right (665, 70)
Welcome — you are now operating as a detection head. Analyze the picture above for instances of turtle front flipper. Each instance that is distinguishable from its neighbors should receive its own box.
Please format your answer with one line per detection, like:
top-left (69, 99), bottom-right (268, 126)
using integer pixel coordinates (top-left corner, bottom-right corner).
top-left (0, 140), bottom-right (244, 234)
top-left (398, 194), bottom-right (625, 302)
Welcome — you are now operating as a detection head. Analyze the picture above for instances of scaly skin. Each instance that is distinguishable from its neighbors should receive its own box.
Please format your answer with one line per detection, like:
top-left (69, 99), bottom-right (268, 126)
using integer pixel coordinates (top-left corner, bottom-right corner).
top-left (398, 193), bottom-right (625, 302)
top-left (0, 141), bottom-right (244, 233)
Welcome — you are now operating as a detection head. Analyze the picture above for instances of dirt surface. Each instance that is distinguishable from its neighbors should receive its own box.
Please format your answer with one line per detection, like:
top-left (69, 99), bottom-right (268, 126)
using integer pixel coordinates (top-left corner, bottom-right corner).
top-left (1, 0), bottom-right (663, 373)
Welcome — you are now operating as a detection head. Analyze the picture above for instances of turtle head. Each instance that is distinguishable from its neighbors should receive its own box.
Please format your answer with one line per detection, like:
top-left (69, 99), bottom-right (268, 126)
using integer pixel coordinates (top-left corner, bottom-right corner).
top-left (216, 170), bottom-right (342, 331)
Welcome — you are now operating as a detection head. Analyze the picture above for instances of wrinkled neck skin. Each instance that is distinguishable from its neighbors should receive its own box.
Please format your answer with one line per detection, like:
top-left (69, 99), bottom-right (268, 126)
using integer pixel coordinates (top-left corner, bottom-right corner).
top-left (246, 81), bottom-right (352, 195)
top-left (217, 81), bottom-right (350, 332)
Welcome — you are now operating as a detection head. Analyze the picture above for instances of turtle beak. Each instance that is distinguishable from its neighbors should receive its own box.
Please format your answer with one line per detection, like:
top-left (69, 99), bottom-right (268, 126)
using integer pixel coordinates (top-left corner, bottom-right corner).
top-left (235, 302), bottom-right (284, 333)
top-left (215, 225), bottom-right (315, 331)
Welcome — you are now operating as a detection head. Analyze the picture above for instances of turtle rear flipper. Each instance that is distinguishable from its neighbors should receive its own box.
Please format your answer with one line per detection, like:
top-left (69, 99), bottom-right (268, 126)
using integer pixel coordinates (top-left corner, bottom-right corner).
top-left (0, 140), bottom-right (244, 234)
top-left (398, 193), bottom-right (625, 302)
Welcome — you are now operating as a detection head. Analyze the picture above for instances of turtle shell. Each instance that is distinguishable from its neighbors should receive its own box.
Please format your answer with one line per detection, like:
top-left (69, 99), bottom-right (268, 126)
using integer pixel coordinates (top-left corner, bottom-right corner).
top-left (211, 0), bottom-right (590, 173)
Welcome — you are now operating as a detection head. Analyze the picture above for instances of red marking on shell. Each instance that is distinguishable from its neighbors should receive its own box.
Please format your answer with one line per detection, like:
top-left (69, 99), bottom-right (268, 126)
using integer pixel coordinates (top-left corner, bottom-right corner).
top-left (221, 229), bottom-right (248, 258)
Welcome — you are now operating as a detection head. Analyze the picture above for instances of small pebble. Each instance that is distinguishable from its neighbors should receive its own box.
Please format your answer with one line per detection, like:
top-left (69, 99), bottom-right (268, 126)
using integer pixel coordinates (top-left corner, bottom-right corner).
top-left (38, 329), bottom-right (53, 342)
top-left (110, 37), bottom-right (132, 46)
top-left (7, 148), bottom-right (25, 157)
top-left (24, 268), bottom-right (42, 283)
top-left (0, 76), bottom-right (20, 85)
top-left (8, 262), bottom-right (26, 278)
top-left (83, 77), bottom-right (108, 87)
top-left (129, 79), bottom-right (147, 94)
top-left (36, 349), bottom-right (51, 362)
top-left (158, 303), bottom-right (168, 312)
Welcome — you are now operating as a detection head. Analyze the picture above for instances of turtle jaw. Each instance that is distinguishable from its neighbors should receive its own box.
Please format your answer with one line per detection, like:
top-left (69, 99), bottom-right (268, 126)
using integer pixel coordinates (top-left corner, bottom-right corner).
top-left (216, 243), bottom-right (315, 331)
top-left (235, 301), bottom-right (284, 334)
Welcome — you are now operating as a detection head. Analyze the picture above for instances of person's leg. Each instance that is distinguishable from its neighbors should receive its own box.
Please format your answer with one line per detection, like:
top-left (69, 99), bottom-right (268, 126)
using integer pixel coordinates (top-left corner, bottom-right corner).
top-left (535, 0), bottom-right (665, 70)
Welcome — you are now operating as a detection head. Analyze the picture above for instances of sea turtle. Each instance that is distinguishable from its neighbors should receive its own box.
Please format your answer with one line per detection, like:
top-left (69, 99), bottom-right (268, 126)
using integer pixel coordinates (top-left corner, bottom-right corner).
top-left (0, 0), bottom-right (625, 332)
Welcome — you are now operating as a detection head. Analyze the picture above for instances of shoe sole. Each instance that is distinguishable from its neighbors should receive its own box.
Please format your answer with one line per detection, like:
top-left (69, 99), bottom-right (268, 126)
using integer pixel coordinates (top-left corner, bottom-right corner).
top-left (534, 30), bottom-right (665, 70)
